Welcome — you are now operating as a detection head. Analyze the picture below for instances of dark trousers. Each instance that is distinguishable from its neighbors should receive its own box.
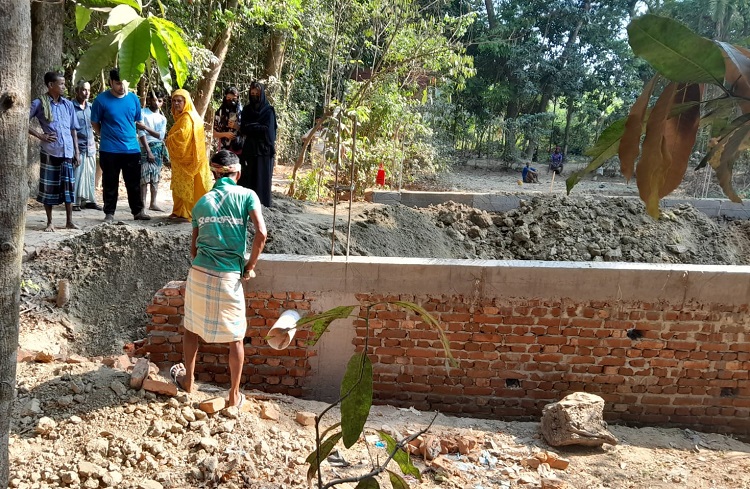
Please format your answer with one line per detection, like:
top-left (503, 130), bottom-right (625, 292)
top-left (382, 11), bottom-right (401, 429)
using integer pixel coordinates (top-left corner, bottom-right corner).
top-left (100, 151), bottom-right (143, 216)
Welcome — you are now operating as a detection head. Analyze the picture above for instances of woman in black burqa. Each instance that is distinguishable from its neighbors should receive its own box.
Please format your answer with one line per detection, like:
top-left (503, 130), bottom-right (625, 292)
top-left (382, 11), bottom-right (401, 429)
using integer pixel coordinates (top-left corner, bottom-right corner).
top-left (239, 81), bottom-right (277, 206)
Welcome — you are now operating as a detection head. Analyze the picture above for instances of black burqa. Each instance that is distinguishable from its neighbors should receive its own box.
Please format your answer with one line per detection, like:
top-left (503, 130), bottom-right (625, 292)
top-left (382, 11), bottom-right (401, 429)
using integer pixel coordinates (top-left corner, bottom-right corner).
top-left (239, 83), bottom-right (277, 207)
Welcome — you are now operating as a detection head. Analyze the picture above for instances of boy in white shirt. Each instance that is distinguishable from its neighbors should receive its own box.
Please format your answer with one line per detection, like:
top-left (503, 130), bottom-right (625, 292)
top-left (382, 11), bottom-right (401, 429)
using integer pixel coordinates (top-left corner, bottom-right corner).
top-left (136, 91), bottom-right (168, 211)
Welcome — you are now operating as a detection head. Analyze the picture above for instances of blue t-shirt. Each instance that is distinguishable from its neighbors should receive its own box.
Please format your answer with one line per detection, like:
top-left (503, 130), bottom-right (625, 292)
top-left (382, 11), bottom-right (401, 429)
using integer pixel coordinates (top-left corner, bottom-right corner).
top-left (192, 177), bottom-right (261, 274)
top-left (91, 91), bottom-right (142, 154)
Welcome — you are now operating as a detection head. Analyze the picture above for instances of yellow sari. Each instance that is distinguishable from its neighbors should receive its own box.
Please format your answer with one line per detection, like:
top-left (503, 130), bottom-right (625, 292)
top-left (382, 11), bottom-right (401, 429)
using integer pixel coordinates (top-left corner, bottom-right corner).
top-left (165, 89), bottom-right (212, 219)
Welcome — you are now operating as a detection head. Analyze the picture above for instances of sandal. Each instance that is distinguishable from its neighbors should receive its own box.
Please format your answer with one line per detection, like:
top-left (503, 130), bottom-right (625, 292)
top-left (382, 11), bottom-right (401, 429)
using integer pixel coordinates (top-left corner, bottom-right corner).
top-left (169, 363), bottom-right (187, 392)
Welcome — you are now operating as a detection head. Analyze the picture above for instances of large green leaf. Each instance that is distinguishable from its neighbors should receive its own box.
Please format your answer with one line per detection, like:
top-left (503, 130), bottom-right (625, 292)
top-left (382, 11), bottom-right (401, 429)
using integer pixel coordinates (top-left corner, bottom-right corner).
top-left (106, 4), bottom-right (140, 27)
top-left (73, 31), bottom-right (119, 83)
top-left (628, 14), bottom-right (725, 84)
top-left (75, 5), bottom-right (92, 33)
top-left (76, 0), bottom-right (142, 12)
top-left (378, 431), bottom-right (421, 480)
top-left (387, 470), bottom-right (410, 489)
top-left (355, 478), bottom-right (380, 489)
top-left (566, 117), bottom-right (627, 194)
top-left (341, 353), bottom-right (373, 448)
top-left (149, 17), bottom-right (191, 88)
top-left (297, 305), bottom-right (355, 346)
top-left (117, 18), bottom-right (151, 85)
top-left (305, 431), bottom-right (342, 484)
top-left (149, 34), bottom-right (173, 92)
top-left (391, 301), bottom-right (457, 368)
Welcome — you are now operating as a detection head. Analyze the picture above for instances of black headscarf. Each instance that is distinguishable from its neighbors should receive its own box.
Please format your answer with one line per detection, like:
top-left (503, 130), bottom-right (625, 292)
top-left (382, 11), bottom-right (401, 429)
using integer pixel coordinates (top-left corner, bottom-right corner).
top-left (240, 81), bottom-right (278, 156)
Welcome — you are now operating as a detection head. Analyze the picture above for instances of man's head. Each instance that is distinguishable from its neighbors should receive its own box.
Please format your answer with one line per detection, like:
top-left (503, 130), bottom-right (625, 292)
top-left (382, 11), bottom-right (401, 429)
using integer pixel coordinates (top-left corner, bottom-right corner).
top-left (525, 162), bottom-right (530, 167)
top-left (147, 90), bottom-right (165, 112)
top-left (74, 80), bottom-right (90, 104)
top-left (108, 68), bottom-right (126, 97)
top-left (210, 150), bottom-right (242, 181)
top-left (44, 72), bottom-right (65, 98)
top-left (554, 146), bottom-right (561, 153)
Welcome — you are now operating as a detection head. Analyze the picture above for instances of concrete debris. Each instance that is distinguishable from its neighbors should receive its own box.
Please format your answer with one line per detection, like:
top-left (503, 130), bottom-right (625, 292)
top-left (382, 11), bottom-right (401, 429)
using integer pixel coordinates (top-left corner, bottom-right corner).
top-left (540, 392), bottom-right (618, 447)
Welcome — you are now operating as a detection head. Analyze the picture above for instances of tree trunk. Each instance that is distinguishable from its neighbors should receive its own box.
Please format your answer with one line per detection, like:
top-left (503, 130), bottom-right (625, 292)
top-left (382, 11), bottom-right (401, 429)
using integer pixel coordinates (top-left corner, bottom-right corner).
top-left (192, 0), bottom-right (239, 120)
top-left (263, 29), bottom-right (286, 82)
top-left (28, 0), bottom-right (65, 197)
top-left (0, 2), bottom-right (31, 486)
top-left (484, 0), bottom-right (497, 30)
top-left (562, 99), bottom-right (575, 153)
top-left (503, 97), bottom-right (519, 161)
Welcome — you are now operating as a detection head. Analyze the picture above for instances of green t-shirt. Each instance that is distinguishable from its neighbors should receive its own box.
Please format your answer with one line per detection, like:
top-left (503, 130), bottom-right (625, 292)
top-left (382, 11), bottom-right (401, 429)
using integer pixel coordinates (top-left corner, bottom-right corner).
top-left (191, 177), bottom-right (260, 273)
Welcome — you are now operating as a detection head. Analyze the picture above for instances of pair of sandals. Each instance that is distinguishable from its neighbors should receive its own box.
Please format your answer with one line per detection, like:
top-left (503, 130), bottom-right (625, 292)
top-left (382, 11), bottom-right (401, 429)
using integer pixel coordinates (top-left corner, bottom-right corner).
top-left (169, 363), bottom-right (245, 409)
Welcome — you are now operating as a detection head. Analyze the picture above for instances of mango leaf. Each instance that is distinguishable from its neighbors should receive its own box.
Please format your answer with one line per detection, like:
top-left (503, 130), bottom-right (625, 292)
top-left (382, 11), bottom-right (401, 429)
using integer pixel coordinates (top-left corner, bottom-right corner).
top-left (660, 83), bottom-right (702, 197)
top-left (378, 431), bottom-right (421, 480)
top-left (566, 117), bottom-right (627, 194)
top-left (75, 5), bottom-right (92, 33)
top-left (698, 118), bottom-right (750, 202)
top-left (341, 353), bottom-right (373, 448)
top-left (106, 4), bottom-right (140, 27)
top-left (718, 41), bottom-right (750, 113)
top-left (701, 96), bottom-right (742, 137)
top-left (149, 17), bottom-right (191, 88)
top-left (697, 112), bottom-right (750, 170)
top-left (76, 0), bottom-right (142, 12)
top-left (619, 76), bottom-right (658, 181)
top-left (320, 421), bottom-right (341, 440)
top-left (73, 31), bottom-right (118, 83)
top-left (149, 34), bottom-right (173, 92)
top-left (305, 431), bottom-right (342, 484)
top-left (387, 470), bottom-right (410, 489)
top-left (628, 14), bottom-right (725, 84)
top-left (297, 305), bottom-right (355, 346)
top-left (391, 301), bottom-right (457, 368)
top-left (355, 478), bottom-right (380, 489)
top-left (636, 82), bottom-right (677, 218)
top-left (117, 18), bottom-right (151, 85)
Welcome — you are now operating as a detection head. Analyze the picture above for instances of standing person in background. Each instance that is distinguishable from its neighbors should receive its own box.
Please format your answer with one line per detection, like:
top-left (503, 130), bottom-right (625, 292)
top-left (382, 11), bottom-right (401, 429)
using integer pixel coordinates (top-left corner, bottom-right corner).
top-left (170, 150), bottom-right (267, 408)
top-left (165, 89), bottom-right (212, 222)
top-left (28, 71), bottom-right (80, 232)
top-left (91, 68), bottom-right (151, 222)
top-left (213, 86), bottom-right (242, 155)
top-left (72, 80), bottom-right (101, 212)
top-left (239, 81), bottom-right (277, 207)
top-left (136, 91), bottom-right (168, 212)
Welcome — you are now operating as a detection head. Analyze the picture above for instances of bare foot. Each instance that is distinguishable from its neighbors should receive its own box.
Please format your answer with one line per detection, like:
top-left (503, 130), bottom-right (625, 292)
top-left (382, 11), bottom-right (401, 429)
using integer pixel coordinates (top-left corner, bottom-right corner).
top-left (228, 391), bottom-right (243, 408)
top-left (66, 222), bottom-right (80, 230)
top-left (176, 374), bottom-right (193, 394)
top-left (43, 224), bottom-right (55, 232)
top-left (150, 205), bottom-right (165, 212)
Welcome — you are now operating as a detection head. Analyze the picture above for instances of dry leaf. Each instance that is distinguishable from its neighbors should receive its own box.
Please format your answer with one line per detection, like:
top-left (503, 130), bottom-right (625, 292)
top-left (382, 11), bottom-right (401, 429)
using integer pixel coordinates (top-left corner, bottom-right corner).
top-left (619, 76), bottom-right (658, 181)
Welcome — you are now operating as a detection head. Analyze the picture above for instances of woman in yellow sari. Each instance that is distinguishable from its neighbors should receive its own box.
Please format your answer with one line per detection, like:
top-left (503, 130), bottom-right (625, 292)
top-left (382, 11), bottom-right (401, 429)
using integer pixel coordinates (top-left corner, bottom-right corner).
top-left (165, 89), bottom-right (212, 221)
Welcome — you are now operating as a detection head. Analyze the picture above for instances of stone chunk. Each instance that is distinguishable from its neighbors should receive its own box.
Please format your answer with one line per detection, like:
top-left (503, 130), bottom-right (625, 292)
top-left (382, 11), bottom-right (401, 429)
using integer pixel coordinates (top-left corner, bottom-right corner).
top-left (260, 402), bottom-right (280, 421)
top-left (295, 411), bottom-right (316, 426)
top-left (198, 397), bottom-right (226, 414)
top-left (35, 416), bottom-right (56, 435)
top-left (129, 358), bottom-right (150, 389)
top-left (142, 379), bottom-right (177, 397)
top-left (540, 392), bottom-right (618, 447)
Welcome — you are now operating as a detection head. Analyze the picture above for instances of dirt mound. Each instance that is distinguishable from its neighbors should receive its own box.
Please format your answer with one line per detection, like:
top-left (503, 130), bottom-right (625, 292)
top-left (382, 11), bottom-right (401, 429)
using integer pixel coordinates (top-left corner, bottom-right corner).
top-left (427, 195), bottom-right (745, 264)
top-left (23, 225), bottom-right (191, 356)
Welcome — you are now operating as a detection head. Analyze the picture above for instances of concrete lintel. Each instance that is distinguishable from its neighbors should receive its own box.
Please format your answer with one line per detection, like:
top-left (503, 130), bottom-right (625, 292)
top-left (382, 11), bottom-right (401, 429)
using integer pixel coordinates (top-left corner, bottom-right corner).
top-left (256, 255), bottom-right (750, 304)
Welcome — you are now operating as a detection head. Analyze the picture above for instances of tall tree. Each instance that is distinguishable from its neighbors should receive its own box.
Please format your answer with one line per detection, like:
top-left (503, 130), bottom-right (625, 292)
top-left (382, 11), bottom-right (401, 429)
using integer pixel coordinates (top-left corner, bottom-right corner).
top-left (0, 2), bottom-right (31, 485)
top-left (28, 0), bottom-right (65, 196)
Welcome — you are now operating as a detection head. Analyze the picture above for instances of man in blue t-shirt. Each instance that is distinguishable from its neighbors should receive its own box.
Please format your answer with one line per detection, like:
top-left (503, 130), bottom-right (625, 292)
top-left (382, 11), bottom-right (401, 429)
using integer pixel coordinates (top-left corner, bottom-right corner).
top-left (91, 68), bottom-right (150, 221)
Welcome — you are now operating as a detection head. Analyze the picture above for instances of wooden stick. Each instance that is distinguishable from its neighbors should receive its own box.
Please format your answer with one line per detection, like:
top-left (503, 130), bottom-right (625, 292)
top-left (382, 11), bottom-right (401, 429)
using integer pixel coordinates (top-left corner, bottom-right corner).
top-left (549, 170), bottom-right (556, 192)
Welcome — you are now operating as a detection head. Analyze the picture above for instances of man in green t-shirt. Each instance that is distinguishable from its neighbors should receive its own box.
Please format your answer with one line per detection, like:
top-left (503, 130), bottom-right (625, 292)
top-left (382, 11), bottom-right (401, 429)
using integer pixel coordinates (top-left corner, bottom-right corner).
top-left (171, 150), bottom-right (267, 409)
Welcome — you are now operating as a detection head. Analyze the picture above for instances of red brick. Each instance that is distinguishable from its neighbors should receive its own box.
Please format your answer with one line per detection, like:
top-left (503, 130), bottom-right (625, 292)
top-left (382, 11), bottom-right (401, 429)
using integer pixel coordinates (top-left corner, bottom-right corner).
top-left (146, 305), bottom-right (178, 315)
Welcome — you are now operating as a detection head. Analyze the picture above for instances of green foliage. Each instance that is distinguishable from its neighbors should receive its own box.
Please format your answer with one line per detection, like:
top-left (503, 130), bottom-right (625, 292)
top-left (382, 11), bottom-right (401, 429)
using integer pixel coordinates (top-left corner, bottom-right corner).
top-left (299, 301), bottom-right (453, 488)
top-left (581, 13), bottom-right (750, 217)
top-left (72, 0), bottom-right (191, 88)
top-left (627, 15), bottom-right (726, 84)
top-left (340, 353), bottom-right (373, 448)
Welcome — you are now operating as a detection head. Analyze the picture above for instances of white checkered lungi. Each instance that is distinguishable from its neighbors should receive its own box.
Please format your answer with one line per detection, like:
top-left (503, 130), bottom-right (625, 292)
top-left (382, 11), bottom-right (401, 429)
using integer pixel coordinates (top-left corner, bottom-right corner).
top-left (184, 265), bottom-right (246, 343)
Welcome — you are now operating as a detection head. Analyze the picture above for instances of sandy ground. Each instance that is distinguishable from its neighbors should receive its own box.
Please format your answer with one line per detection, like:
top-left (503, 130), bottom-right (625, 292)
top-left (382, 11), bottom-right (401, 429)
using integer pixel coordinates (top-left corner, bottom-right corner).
top-left (11, 163), bottom-right (750, 489)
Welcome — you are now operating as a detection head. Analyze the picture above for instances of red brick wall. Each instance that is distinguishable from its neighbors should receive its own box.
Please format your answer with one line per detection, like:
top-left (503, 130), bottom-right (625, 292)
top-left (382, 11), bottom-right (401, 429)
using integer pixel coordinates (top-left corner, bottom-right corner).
top-left (144, 284), bottom-right (750, 437)
top-left (144, 281), bottom-right (314, 397)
